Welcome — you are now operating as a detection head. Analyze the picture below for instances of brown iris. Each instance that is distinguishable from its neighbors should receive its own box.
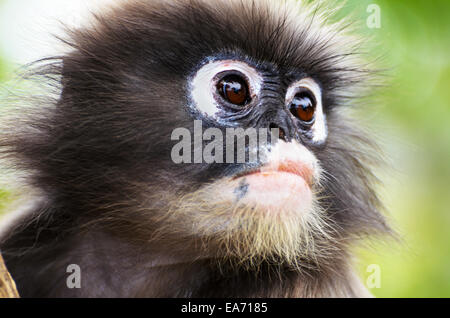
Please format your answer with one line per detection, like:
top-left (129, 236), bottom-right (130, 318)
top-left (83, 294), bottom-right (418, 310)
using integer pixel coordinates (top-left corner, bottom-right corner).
top-left (289, 90), bottom-right (316, 123)
top-left (217, 74), bottom-right (250, 106)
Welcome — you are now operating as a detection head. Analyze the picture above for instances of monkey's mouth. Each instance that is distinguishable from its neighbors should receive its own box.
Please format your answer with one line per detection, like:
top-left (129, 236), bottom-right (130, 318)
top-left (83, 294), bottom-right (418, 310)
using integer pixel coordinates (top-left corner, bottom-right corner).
top-left (232, 160), bottom-right (314, 187)
top-left (230, 160), bottom-right (314, 212)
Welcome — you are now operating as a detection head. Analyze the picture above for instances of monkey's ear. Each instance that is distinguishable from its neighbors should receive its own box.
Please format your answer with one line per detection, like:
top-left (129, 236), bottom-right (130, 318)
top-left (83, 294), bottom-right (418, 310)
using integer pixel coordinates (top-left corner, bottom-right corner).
top-left (0, 252), bottom-right (19, 298)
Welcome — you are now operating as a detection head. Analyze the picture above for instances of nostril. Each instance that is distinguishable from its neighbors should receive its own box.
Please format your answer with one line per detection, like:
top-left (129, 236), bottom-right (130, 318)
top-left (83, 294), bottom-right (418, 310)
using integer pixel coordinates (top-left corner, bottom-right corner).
top-left (269, 123), bottom-right (286, 141)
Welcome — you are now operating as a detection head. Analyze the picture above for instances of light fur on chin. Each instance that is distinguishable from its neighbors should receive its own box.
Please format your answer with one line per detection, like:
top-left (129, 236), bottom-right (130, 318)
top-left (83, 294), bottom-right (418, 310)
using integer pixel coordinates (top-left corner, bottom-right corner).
top-left (151, 178), bottom-right (338, 271)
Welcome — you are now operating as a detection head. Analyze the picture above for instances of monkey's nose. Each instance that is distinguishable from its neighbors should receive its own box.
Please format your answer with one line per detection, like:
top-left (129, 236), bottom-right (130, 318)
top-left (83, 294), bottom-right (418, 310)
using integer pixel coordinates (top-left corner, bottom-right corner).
top-left (227, 139), bottom-right (318, 214)
top-left (264, 140), bottom-right (318, 187)
top-left (269, 123), bottom-right (287, 141)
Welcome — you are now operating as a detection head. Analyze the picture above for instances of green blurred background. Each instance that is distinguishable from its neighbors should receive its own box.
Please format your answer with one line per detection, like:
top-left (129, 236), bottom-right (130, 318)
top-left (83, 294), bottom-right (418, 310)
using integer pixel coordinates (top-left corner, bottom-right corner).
top-left (0, 0), bottom-right (449, 297)
top-left (344, 0), bottom-right (450, 298)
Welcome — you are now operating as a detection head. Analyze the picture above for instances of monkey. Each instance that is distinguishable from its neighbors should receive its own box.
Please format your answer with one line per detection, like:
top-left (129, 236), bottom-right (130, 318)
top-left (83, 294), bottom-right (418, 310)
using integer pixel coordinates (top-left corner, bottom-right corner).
top-left (0, 0), bottom-right (391, 297)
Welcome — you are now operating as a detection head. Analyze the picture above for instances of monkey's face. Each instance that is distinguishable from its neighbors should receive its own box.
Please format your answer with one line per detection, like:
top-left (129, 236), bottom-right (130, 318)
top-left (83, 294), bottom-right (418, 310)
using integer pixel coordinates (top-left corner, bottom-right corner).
top-left (159, 57), bottom-right (330, 265)
top-left (46, 0), bottom-right (388, 269)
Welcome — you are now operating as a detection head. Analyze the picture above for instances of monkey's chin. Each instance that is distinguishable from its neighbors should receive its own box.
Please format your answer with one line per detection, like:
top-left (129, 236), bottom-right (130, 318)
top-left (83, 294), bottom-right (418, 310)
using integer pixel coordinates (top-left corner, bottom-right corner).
top-left (162, 174), bottom-right (326, 268)
top-left (233, 171), bottom-right (313, 216)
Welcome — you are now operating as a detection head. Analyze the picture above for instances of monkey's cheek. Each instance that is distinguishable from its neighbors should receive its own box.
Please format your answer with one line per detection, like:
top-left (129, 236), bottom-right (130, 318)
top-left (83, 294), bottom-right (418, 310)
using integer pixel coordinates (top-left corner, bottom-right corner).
top-left (234, 172), bottom-right (313, 215)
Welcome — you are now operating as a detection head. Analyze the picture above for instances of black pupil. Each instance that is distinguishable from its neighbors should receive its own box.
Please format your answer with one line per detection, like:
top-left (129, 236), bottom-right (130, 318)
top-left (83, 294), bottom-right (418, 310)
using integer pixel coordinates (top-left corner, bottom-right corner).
top-left (289, 91), bottom-right (316, 122)
top-left (217, 75), bottom-right (249, 106)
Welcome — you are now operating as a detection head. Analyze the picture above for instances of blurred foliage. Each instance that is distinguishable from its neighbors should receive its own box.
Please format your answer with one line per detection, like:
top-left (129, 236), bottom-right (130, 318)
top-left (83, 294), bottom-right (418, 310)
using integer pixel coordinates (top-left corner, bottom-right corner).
top-left (0, 0), bottom-right (449, 297)
top-left (0, 189), bottom-right (10, 212)
top-left (0, 53), bottom-right (5, 83)
top-left (343, 0), bottom-right (450, 297)
top-left (0, 1), bottom-right (10, 214)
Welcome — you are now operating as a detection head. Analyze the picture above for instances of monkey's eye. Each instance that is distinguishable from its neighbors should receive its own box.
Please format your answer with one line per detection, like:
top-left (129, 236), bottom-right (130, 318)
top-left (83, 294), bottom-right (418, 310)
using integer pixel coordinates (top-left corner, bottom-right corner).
top-left (286, 78), bottom-right (327, 144)
top-left (289, 89), bottom-right (316, 123)
top-left (216, 74), bottom-right (250, 106)
top-left (190, 59), bottom-right (261, 119)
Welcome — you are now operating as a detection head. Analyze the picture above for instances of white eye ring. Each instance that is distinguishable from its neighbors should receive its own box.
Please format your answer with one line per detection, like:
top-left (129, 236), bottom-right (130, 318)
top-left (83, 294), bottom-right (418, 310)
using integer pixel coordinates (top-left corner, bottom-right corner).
top-left (286, 78), bottom-right (327, 143)
top-left (190, 59), bottom-right (262, 119)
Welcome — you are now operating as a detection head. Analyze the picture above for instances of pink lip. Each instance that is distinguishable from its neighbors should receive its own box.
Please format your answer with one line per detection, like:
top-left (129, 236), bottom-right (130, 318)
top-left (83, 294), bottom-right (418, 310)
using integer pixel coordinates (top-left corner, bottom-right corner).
top-left (233, 166), bottom-right (313, 213)
top-left (228, 141), bottom-right (316, 213)
top-left (235, 160), bottom-right (314, 187)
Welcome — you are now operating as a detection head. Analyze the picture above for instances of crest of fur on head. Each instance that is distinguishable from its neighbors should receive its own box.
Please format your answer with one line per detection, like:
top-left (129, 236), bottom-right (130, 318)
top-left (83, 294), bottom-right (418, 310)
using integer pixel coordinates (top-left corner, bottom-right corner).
top-left (0, 0), bottom-right (391, 297)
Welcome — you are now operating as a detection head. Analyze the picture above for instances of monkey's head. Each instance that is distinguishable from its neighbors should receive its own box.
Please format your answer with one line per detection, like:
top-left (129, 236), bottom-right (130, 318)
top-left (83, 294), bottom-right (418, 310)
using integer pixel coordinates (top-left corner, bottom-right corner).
top-left (4, 0), bottom-right (390, 273)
